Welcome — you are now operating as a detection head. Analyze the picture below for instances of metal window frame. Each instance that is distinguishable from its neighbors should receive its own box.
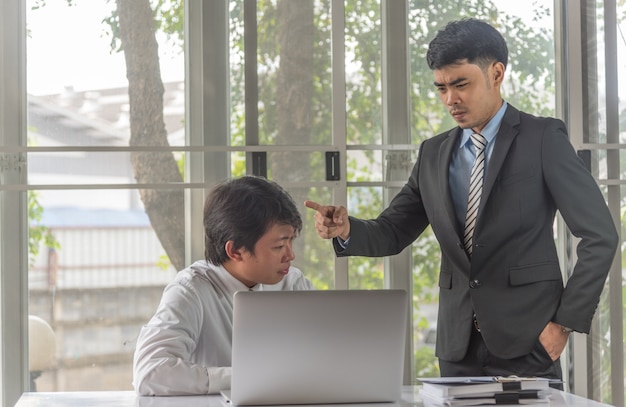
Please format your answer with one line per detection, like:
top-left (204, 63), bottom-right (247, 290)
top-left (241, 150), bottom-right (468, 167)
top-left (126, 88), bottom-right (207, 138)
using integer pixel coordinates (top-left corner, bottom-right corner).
top-left (3, 0), bottom-right (625, 404)
top-left (557, 0), bottom-right (624, 403)
top-left (0, 0), bottom-right (29, 405)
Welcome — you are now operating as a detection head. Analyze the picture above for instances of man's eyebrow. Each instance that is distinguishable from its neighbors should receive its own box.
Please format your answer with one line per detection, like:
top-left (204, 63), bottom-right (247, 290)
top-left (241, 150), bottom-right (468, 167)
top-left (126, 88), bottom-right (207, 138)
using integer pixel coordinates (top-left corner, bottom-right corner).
top-left (433, 77), bottom-right (467, 87)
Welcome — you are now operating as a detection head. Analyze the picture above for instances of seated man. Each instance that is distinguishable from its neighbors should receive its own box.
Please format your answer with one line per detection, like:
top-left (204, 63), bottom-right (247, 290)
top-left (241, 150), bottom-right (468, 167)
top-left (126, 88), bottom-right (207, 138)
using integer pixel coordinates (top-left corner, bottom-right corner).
top-left (133, 176), bottom-right (313, 396)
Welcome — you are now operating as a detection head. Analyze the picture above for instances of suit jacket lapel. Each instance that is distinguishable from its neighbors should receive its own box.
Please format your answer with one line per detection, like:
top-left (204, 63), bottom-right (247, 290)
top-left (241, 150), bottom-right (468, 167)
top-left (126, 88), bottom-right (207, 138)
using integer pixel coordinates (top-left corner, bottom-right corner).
top-left (439, 128), bottom-right (463, 237)
top-left (438, 128), bottom-right (472, 269)
top-left (479, 105), bottom-right (521, 217)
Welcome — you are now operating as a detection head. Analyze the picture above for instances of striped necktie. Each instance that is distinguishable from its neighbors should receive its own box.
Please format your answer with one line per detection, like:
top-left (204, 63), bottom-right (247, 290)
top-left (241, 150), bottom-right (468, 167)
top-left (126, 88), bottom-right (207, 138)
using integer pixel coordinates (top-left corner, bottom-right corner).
top-left (464, 133), bottom-right (487, 256)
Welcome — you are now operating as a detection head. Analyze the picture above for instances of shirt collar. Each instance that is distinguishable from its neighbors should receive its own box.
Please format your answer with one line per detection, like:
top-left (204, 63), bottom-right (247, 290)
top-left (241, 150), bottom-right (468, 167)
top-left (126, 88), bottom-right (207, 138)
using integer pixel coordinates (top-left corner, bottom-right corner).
top-left (460, 101), bottom-right (508, 148)
top-left (211, 262), bottom-right (258, 293)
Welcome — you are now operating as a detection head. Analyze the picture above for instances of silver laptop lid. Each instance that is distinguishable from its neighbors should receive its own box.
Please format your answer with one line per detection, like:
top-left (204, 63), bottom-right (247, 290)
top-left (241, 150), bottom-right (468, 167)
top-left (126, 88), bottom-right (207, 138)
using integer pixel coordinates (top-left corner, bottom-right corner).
top-left (229, 289), bottom-right (408, 405)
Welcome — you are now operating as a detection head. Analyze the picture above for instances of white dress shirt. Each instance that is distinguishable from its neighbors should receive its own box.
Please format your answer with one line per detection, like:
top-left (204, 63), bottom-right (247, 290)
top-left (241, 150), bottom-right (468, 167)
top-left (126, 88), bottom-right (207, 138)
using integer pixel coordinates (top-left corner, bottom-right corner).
top-left (132, 260), bottom-right (313, 396)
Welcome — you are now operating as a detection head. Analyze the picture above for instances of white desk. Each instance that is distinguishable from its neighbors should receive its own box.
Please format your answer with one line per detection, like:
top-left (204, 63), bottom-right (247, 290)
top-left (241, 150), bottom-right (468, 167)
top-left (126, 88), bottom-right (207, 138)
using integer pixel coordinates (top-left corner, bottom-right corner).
top-left (15, 386), bottom-right (613, 407)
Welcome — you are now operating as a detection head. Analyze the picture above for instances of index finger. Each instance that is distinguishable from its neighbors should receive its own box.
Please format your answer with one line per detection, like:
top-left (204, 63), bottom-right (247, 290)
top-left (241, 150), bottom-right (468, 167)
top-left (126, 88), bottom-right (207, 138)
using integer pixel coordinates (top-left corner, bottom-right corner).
top-left (304, 200), bottom-right (323, 212)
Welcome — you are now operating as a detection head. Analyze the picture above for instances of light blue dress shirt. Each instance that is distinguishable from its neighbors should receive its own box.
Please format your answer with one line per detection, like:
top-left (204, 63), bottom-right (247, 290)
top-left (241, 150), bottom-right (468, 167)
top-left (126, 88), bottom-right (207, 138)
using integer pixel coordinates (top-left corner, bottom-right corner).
top-left (449, 102), bottom-right (508, 229)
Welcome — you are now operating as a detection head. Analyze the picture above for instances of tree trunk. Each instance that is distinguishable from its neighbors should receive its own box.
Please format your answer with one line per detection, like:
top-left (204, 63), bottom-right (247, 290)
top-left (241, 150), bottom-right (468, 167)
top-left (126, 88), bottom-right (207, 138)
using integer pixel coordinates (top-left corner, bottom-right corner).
top-left (274, 0), bottom-right (315, 260)
top-left (115, 0), bottom-right (185, 271)
top-left (275, 0), bottom-right (314, 153)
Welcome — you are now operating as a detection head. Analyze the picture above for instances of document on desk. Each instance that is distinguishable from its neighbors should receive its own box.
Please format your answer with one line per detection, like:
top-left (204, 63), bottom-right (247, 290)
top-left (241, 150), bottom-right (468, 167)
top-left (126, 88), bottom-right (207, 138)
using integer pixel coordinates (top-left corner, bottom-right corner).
top-left (417, 376), bottom-right (556, 405)
top-left (417, 376), bottom-right (555, 395)
top-left (420, 391), bottom-right (551, 406)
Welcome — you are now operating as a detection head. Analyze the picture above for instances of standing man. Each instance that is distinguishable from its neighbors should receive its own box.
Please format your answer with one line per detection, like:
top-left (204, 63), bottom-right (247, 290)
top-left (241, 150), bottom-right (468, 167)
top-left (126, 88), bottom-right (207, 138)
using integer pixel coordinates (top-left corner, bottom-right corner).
top-left (306, 18), bottom-right (617, 379)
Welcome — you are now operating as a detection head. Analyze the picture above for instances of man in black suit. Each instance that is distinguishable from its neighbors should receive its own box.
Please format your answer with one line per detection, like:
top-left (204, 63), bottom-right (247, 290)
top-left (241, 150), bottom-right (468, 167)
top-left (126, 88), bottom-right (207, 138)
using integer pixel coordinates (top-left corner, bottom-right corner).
top-left (305, 18), bottom-right (617, 379)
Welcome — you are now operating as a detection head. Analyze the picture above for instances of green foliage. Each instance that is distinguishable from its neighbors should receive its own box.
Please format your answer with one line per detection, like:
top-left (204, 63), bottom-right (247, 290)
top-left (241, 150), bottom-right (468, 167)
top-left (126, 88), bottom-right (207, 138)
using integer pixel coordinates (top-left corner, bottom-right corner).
top-left (345, 0), bottom-right (383, 145)
top-left (28, 191), bottom-right (60, 268)
top-left (153, 0), bottom-right (184, 46)
top-left (30, 0), bottom-right (76, 11)
top-left (414, 346), bottom-right (440, 377)
top-left (175, 152), bottom-right (184, 177)
top-left (346, 182), bottom-right (384, 289)
top-left (298, 179), bottom-right (336, 289)
top-left (102, 0), bottom-right (184, 54)
top-left (102, 5), bottom-right (121, 53)
top-left (156, 254), bottom-right (173, 271)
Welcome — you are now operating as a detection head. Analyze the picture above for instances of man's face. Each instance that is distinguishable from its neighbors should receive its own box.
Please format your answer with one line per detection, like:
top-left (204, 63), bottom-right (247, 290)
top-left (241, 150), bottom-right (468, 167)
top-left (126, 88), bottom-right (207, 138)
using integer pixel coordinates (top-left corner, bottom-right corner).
top-left (433, 60), bottom-right (504, 134)
top-left (230, 223), bottom-right (297, 287)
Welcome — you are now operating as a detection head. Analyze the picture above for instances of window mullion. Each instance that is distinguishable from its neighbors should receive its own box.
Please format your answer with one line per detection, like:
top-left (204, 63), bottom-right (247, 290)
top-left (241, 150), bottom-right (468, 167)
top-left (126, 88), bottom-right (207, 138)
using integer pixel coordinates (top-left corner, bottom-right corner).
top-left (0, 0), bottom-right (29, 404)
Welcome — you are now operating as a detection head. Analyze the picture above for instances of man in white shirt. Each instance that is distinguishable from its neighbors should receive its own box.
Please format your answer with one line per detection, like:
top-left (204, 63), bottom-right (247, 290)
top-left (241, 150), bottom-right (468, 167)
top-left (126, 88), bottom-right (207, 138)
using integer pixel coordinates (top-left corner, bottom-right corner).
top-left (133, 176), bottom-right (313, 396)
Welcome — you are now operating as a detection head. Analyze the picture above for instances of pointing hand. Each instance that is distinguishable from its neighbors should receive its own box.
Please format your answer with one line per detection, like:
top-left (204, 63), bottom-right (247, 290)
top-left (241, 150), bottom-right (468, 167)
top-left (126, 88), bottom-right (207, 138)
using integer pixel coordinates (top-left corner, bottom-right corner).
top-left (304, 200), bottom-right (351, 241)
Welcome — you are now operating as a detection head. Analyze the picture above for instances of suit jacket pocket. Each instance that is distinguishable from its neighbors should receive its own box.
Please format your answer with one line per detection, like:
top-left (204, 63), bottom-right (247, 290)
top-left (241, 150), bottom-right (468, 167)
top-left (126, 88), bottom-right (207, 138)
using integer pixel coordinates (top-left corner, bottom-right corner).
top-left (439, 269), bottom-right (452, 289)
top-left (499, 167), bottom-right (535, 187)
top-left (509, 261), bottom-right (562, 286)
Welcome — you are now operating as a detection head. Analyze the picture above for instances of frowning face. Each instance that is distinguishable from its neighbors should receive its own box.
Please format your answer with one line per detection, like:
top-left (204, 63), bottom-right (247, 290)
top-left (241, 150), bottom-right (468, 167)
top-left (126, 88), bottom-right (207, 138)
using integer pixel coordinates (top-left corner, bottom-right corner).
top-left (433, 59), bottom-right (505, 134)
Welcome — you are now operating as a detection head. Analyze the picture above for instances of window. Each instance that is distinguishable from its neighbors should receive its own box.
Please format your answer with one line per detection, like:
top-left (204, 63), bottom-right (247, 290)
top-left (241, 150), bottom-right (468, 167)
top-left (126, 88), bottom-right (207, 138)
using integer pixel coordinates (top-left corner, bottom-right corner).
top-left (569, 1), bottom-right (625, 404)
top-left (0, 0), bottom-right (624, 405)
top-left (25, 0), bottom-right (185, 392)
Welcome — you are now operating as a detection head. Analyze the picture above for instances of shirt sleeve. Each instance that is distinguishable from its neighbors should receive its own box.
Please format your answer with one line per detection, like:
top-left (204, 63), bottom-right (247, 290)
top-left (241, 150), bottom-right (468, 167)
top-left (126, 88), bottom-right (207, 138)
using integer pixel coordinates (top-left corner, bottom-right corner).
top-left (132, 281), bottom-right (231, 396)
top-left (336, 236), bottom-right (350, 249)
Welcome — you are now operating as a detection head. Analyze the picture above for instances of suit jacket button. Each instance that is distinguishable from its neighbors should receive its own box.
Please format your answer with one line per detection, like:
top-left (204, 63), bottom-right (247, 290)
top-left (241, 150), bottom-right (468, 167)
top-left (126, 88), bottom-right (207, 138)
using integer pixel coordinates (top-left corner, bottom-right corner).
top-left (469, 279), bottom-right (481, 288)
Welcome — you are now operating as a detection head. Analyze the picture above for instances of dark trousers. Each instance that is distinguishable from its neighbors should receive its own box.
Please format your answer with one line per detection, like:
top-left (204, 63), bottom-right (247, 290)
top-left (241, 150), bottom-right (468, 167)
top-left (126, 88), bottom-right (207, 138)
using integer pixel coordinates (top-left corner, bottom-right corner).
top-left (438, 325), bottom-right (563, 386)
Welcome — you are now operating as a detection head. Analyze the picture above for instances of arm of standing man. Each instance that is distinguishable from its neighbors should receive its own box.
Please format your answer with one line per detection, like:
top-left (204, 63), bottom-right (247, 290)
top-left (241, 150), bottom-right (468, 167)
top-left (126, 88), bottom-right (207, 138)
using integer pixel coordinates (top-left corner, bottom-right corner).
top-left (538, 121), bottom-right (618, 360)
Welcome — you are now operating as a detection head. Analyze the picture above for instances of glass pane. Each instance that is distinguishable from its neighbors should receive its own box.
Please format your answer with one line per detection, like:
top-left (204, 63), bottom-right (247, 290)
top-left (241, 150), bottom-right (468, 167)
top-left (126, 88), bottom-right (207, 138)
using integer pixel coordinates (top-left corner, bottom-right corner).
top-left (407, 0), bottom-right (555, 378)
top-left (589, 1), bottom-right (607, 147)
top-left (28, 188), bottom-right (179, 391)
top-left (345, 0), bottom-right (382, 146)
top-left (27, 82), bottom-right (185, 148)
top-left (229, 2), bottom-right (245, 148)
top-left (592, 2), bottom-right (624, 403)
top-left (299, 186), bottom-right (335, 289)
top-left (346, 150), bottom-right (383, 183)
top-left (28, 151), bottom-right (186, 187)
top-left (27, 0), bottom-right (185, 392)
top-left (249, 0), bottom-right (332, 146)
top-left (346, 186), bottom-right (384, 288)
top-left (27, 2), bottom-right (184, 149)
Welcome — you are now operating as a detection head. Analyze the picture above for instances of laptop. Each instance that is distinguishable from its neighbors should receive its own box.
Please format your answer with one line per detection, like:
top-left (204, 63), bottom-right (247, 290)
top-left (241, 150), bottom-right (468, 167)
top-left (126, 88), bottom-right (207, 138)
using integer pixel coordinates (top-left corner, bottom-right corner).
top-left (222, 289), bottom-right (408, 406)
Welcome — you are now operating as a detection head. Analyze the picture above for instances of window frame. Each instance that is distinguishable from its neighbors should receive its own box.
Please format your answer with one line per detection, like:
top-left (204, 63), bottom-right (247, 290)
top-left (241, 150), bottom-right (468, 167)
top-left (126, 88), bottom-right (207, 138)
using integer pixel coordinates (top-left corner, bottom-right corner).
top-left (1, 0), bottom-right (624, 405)
top-left (560, 0), bottom-right (624, 404)
top-left (0, 0), bottom-right (29, 405)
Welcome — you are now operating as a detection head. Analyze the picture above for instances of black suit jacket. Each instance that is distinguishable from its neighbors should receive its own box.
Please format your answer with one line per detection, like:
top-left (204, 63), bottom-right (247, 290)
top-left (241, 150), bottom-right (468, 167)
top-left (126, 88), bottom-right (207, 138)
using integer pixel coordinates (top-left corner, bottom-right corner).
top-left (335, 105), bottom-right (618, 361)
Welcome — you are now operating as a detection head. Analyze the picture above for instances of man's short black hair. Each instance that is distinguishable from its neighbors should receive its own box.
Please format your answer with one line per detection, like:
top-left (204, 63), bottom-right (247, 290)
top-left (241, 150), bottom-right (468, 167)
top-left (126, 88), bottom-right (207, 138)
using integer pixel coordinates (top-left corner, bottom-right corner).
top-left (426, 18), bottom-right (508, 71)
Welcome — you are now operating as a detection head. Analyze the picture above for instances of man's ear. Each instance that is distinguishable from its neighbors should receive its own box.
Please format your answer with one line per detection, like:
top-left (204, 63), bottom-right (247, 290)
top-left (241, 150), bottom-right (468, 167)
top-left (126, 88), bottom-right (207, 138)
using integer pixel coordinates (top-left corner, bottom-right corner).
top-left (225, 240), bottom-right (244, 262)
top-left (492, 62), bottom-right (505, 85)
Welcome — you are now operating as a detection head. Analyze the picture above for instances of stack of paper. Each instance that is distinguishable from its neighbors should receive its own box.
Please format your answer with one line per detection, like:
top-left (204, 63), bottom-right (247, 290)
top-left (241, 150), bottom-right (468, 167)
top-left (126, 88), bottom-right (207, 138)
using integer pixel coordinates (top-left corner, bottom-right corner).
top-left (417, 376), bottom-right (556, 406)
